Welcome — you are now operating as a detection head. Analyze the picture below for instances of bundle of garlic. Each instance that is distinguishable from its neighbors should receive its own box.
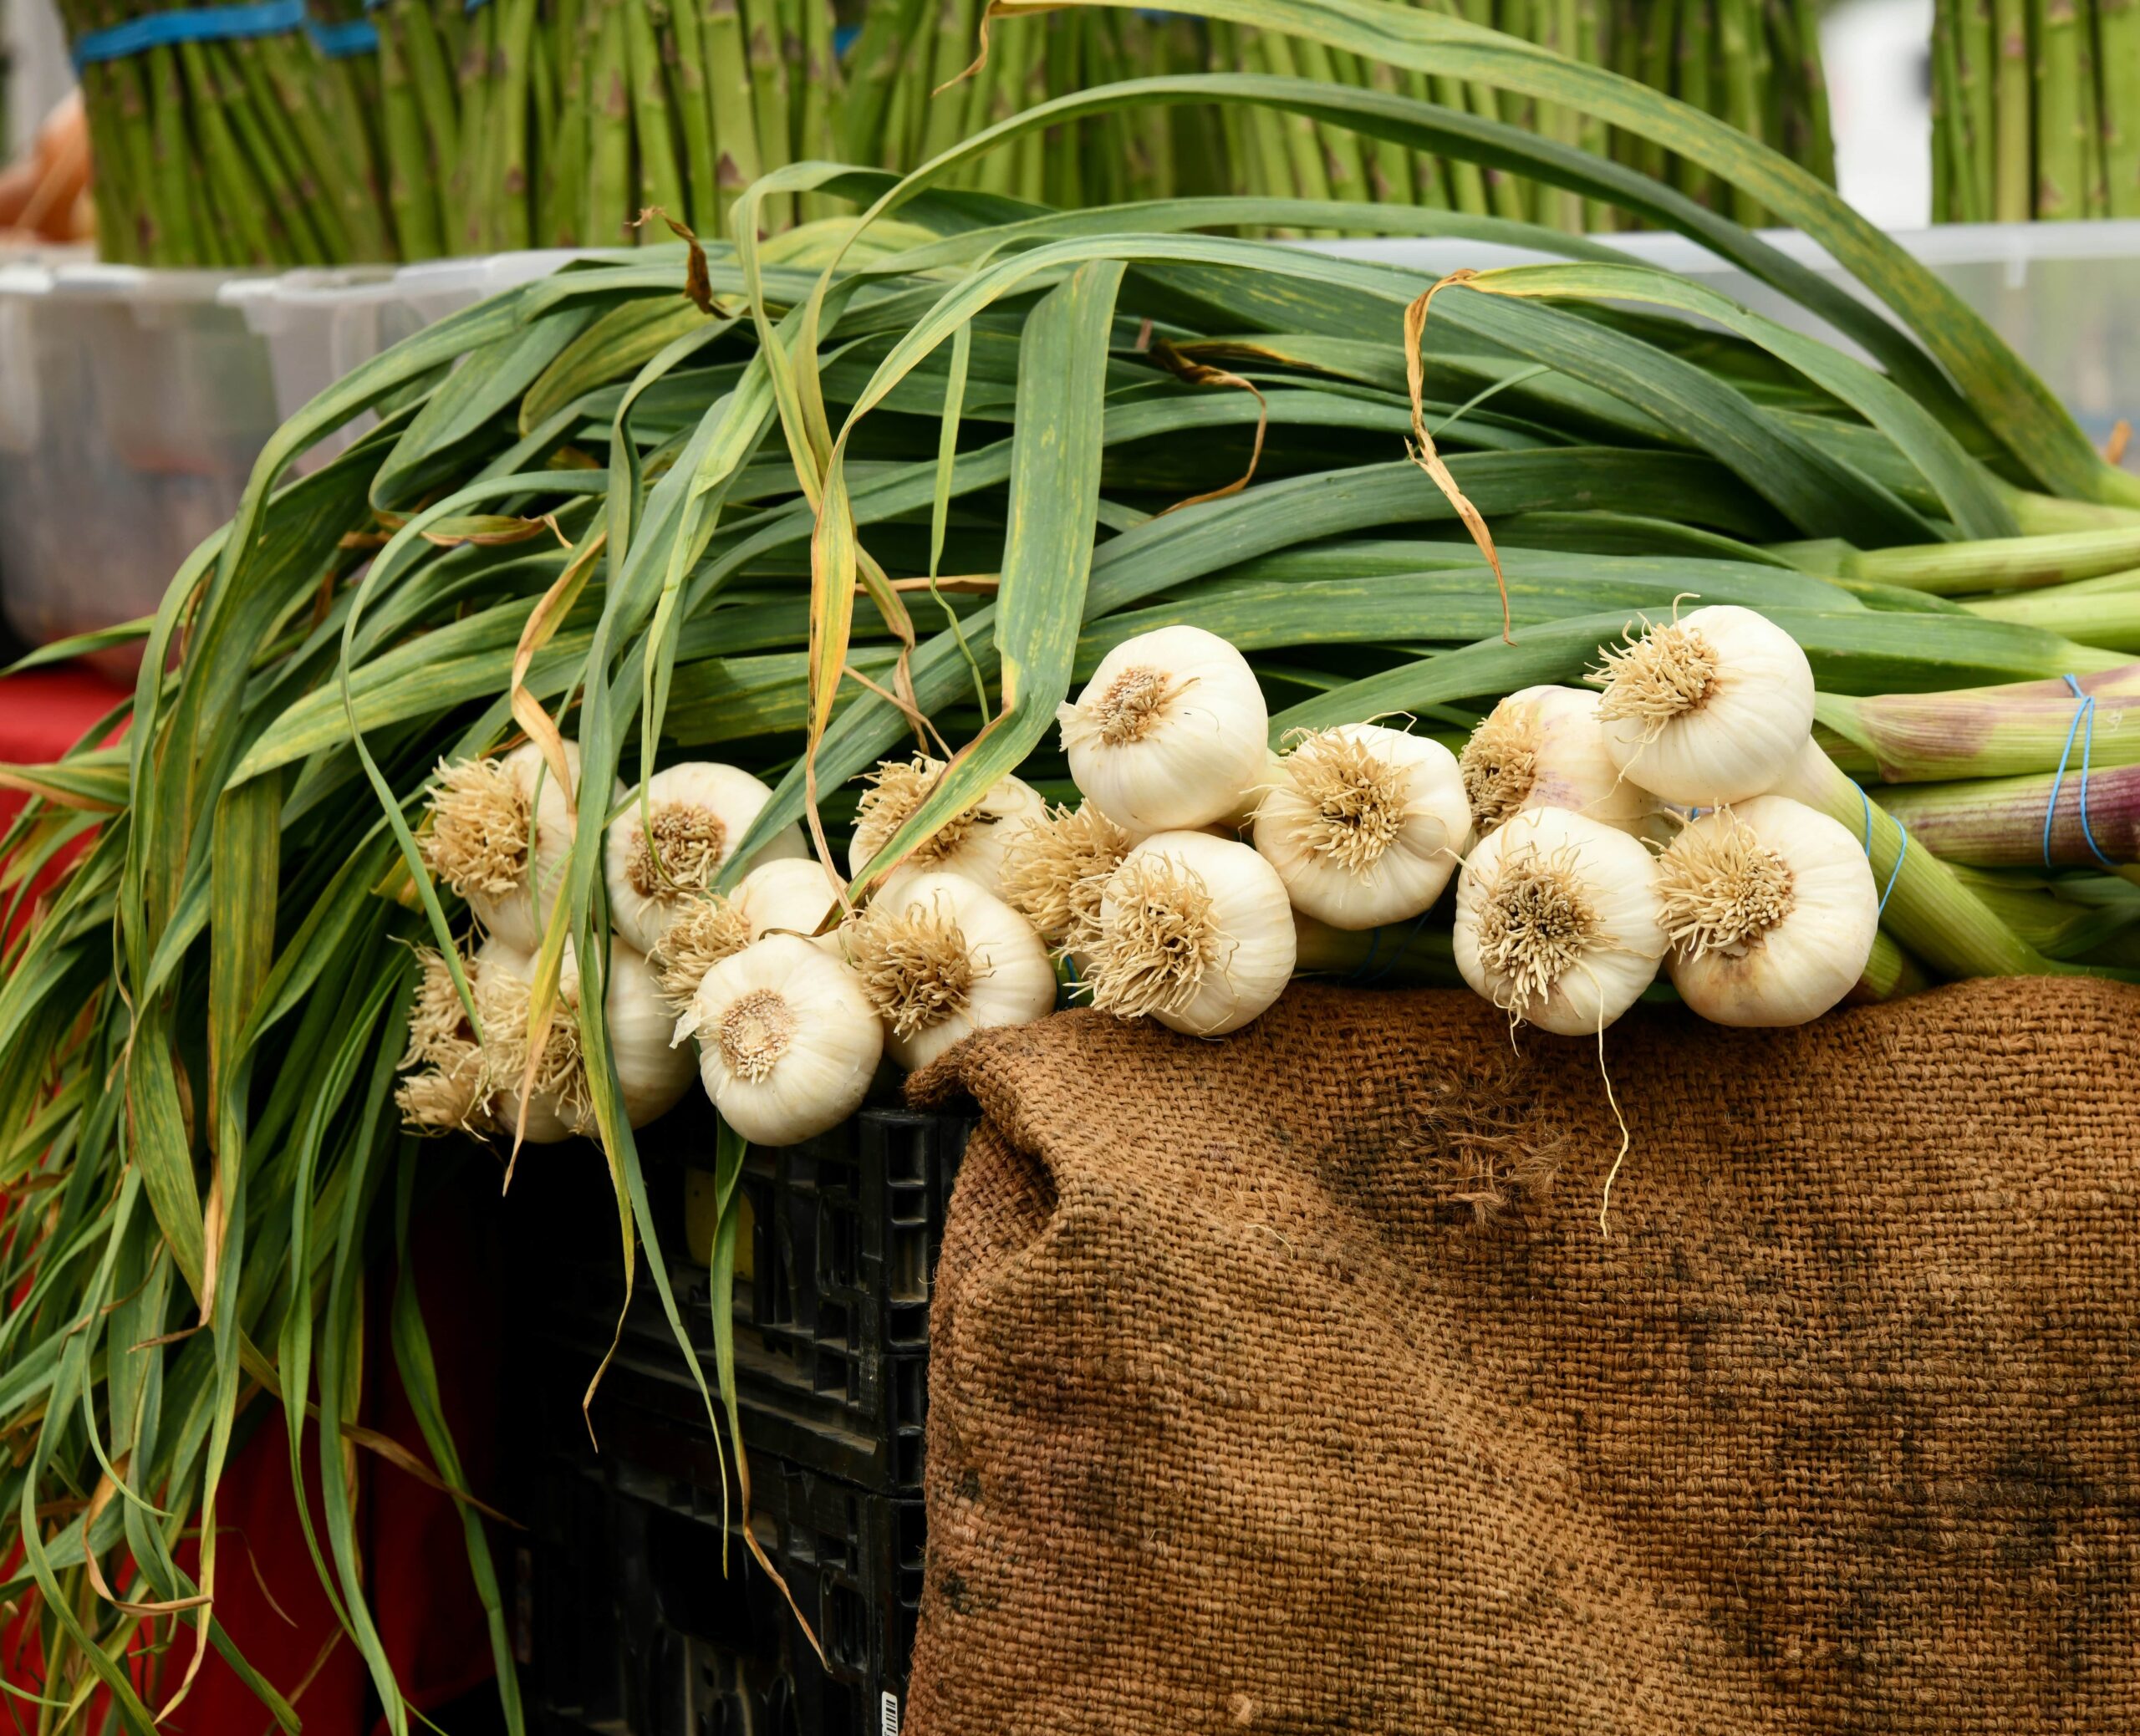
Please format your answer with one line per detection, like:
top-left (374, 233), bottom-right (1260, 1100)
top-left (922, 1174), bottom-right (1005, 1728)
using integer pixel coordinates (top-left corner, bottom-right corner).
top-left (649, 856), bottom-right (846, 1012)
top-left (605, 761), bottom-right (809, 955)
top-left (1461, 686), bottom-right (1656, 840)
top-left (848, 755), bottom-right (1047, 898)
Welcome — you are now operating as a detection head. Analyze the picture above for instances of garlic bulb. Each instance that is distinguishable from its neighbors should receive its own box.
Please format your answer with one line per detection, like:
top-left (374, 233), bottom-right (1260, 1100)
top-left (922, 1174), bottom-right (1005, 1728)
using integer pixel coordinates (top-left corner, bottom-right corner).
top-left (474, 935), bottom-right (698, 1143)
top-left (847, 756), bottom-right (1046, 898)
top-left (1453, 805), bottom-right (1665, 1036)
top-left (1057, 625), bottom-right (1269, 833)
top-left (1657, 796), bottom-right (1878, 1027)
top-left (649, 856), bottom-right (847, 1014)
top-left (1590, 605), bottom-right (1815, 806)
top-left (395, 944), bottom-right (495, 1136)
top-left (605, 761), bottom-right (808, 955)
top-left (421, 741), bottom-right (619, 955)
top-left (1461, 685), bottom-right (1654, 837)
top-left (1252, 725), bottom-right (1471, 929)
top-left (1089, 830), bottom-right (1297, 1036)
top-left (843, 871), bottom-right (1057, 1071)
top-left (679, 934), bottom-right (882, 1146)
top-left (997, 802), bottom-right (1133, 955)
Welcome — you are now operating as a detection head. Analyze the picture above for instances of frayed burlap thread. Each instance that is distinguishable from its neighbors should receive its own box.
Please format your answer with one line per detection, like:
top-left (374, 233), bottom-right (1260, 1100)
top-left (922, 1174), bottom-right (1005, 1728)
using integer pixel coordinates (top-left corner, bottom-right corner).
top-left (905, 978), bottom-right (2140, 1734)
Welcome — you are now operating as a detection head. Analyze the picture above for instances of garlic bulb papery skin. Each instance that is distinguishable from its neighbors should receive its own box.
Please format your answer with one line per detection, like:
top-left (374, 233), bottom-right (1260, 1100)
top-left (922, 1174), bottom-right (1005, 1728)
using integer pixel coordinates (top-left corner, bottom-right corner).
top-left (601, 939), bottom-right (702, 1127)
top-left (1658, 796), bottom-right (1878, 1027)
top-left (843, 871), bottom-right (1057, 1072)
top-left (1089, 831), bottom-right (1297, 1037)
top-left (648, 859), bottom-right (847, 1016)
top-left (1452, 806), bottom-right (1665, 1037)
top-left (680, 934), bottom-right (882, 1147)
top-left (606, 761), bottom-right (809, 955)
top-left (1253, 725), bottom-right (1472, 929)
top-left (735, 857), bottom-right (844, 948)
top-left (1462, 685), bottom-right (1654, 839)
top-left (1591, 605), bottom-right (1815, 806)
top-left (423, 741), bottom-right (620, 955)
top-left (1057, 625), bottom-right (1270, 833)
top-left (997, 802), bottom-right (1133, 955)
top-left (846, 756), bottom-right (1047, 899)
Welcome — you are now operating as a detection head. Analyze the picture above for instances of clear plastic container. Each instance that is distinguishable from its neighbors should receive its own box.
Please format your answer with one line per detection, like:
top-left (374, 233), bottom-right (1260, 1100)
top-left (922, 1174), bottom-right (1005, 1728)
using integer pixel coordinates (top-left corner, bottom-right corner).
top-left (1321, 220), bottom-right (2140, 457)
top-left (0, 247), bottom-right (590, 659)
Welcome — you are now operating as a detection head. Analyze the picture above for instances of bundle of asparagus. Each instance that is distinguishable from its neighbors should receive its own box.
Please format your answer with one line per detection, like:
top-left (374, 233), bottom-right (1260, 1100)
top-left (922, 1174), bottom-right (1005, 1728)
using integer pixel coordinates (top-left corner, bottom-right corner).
top-left (1931, 0), bottom-right (2140, 221)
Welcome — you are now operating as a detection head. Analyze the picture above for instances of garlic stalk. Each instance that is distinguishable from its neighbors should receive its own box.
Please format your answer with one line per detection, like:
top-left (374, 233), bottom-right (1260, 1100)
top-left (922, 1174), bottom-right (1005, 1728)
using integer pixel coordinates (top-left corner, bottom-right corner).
top-left (1461, 685), bottom-right (1654, 837)
top-left (421, 741), bottom-right (619, 955)
top-left (1253, 724), bottom-right (1471, 929)
top-left (847, 755), bottom-right (1046, 897)
top-left (1088, 831), bottom-right (1297, 1036)
top-left (650, 857), bottom-right (845, 1013)
top-left (678, 934), bottom-right (883, 1146)
top-left (1058, 624), bottom-right (1270, 833)
top-left (1590, 604), bottom-right (1815, 805)
top-left (1656, 797), bottom-right (1878, 1026)
top-left (605, 761), bottom-right (808, 955)
top-left (1452, 806), bottom-right (1665, 1036)
top-left (395, 944), bottom-right (495, 1135)
top-left (474, 936), bottom-right (698, 1143)
top-left (998, 801), bottom-right (1133, 955)
top-left (843, 871), bottom-right (1057, 1071)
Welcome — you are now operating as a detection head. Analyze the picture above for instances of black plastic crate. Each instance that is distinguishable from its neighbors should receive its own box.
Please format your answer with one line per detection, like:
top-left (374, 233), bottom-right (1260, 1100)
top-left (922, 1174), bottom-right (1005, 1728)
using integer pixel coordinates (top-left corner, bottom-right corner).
top-left (517, 1435), bottom-right (923, 1736)
top-left (537, 1107), bottom-right (971, 1494)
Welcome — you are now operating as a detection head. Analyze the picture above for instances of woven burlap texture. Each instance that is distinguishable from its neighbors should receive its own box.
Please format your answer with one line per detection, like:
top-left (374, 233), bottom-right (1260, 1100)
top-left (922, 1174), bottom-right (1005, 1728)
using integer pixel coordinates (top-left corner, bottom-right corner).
top-left (904, 976), bottom-right (2140, 1734)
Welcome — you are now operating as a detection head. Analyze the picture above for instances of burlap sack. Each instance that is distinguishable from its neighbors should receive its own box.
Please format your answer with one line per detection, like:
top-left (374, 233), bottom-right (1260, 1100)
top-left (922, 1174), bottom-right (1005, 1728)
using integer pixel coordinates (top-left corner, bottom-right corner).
top-left (904, 977), bottom-right (2140, 1734)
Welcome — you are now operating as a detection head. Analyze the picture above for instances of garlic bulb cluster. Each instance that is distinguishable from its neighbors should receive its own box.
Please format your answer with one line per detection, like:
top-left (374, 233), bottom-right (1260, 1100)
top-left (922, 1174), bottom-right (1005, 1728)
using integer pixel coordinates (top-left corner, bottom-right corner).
top-left (470, 936), bottom-right (696, 1144)
top-left (421, 741), bottom-right (619, 953)
top-left (679, 934), bottom-right (883, 1146)
top-left (605, 761), bottom-right (808, 955)
top-left (1452, 806), bottom-right (1665, 1036)
top-left (1590, 604), bottom-right (1814, 806)
top-left (1253, 725), bottom-right (1472, 929)
top-left (1089, 832), bottom-right (1297, 1036)
top-left (997, 801), bottom-right (1133, 956)
top-left (396, 945), bottom-right (494, 1136)
top-left (1058, 625), bottom-right (1269, 833)
top-left (847, 755), bottom-right (1046, 898)
top-left (649, 858), bottom-right (844, 1013)
top-left (1461, 685), bottom-right (1653, 838)
top-left (842, 872), bottom-right (1057, 1070)
top-left (1655, 797), bottom-right (1878, 1026)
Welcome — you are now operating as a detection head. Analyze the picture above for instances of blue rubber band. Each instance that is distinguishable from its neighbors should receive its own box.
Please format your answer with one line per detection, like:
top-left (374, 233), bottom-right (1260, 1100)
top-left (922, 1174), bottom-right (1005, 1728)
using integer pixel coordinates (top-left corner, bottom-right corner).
top-left (308, 15), bottom-right (376, 54)
top-left (1877, 821), bottom-right (1907, 919)
top-left (2043, 674), bottom-right (2120, 873)
top-left (833, 21), bottom-right (858, 56)
top-left (72, 0), bottom-right (306, 67)
top-left (1859, 786), bottom-right (1875, 857)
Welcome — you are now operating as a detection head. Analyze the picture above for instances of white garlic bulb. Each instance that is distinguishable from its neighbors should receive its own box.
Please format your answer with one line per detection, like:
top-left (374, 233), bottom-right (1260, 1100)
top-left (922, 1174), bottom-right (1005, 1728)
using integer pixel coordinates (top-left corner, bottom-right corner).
top-left (1461, 685), bottom-right (1654, 837)
top-left (847, 756), bottom-right (1046, 898)
top-left (605, 761), bottom-right (809, 955)
top-left (1252, 724), bottom-right (1472, 929)
top-left (997, 802), bottom-right (1133, 955)
top-left (473, 935), bottom-right (697, 1143)
top-left (734, 857), bottom-right (843, 947)
top-left (1057, 625), bottom-right (1270, 833)
top-left (395, 944), bottom-right (495, 1136)
top-left (680, 934), bottom-right (883, 1147)
top-left (1658, 796), bottom-right (1878, 1026)
top-left (1591, 605), bottom-right (1815, 806)
top-left (422, 741), bottom-right (622, 955)
top-left (843, 871), bottom-right (1057, 1072)
top-left (1089, 830), bottom-right (1297, 1036)
top-left (1452, 805), bottom-right (1665, 1036)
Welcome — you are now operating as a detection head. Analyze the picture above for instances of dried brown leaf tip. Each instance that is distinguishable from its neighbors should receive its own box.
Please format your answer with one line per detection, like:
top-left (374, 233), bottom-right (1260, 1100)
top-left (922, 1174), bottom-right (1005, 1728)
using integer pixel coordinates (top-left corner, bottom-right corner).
top-left (633, 206), bottom-right (716, 315)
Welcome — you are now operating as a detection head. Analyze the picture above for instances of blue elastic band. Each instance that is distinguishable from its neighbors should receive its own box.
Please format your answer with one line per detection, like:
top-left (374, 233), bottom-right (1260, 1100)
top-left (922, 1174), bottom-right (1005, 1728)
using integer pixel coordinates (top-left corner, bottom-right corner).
top-left (73, 0), bottom-right (305, 66)
top-left (833, 21), bottom-right (858, 56)
top-left (2043, 674), bottom-right (2119, 873)
top-left (1857, 786), bottom-right (1907, 919)
top-left (308, 15), bottom-right (376, 54)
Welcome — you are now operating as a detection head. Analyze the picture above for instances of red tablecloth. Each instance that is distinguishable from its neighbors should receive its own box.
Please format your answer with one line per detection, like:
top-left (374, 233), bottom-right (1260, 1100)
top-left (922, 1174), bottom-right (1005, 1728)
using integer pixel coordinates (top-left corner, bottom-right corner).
top-left (1, 664), bottom-right (502, 1733)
